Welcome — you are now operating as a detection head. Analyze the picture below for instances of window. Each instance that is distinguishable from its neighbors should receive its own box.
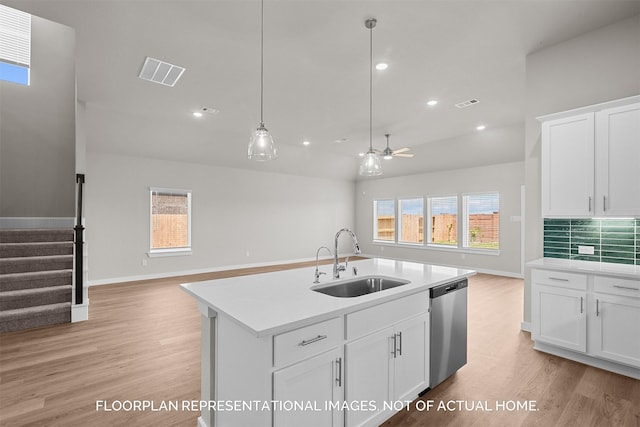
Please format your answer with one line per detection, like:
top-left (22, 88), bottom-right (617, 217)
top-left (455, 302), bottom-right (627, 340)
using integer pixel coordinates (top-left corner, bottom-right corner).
top-left (463, 192), bottom-right (499, 250)
top-left (150, 188), bottom-right (192, 255)
top-left (427, 196), bottom-right (457, 246)
top-left (0, 5), bottom-right (31, 85)
top-left (398, 198), bottom-right (423, 244)
top-left (373, 199), bottom-right (395, 241)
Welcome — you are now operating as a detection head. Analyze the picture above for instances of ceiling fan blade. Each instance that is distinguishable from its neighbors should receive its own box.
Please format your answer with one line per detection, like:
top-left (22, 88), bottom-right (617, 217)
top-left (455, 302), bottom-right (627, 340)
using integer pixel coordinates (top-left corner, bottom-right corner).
top-left (392, 147), bottom-right (410, 154)
top-left (394, 153), bottom-right (415, 158)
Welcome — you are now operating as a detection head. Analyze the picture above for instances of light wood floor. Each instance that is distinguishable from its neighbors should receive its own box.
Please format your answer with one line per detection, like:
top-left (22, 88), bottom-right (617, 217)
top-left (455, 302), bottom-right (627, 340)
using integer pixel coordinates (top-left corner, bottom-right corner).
top-left (0, 268), bottom-right (638, 427)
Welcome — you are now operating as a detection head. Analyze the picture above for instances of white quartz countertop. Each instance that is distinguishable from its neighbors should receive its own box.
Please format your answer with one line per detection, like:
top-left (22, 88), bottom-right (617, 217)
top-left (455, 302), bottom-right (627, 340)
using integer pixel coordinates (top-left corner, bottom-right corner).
top-left (528, 258), bottom-right (640, 280)
top-left (181, 258), bottom-right (475, 337)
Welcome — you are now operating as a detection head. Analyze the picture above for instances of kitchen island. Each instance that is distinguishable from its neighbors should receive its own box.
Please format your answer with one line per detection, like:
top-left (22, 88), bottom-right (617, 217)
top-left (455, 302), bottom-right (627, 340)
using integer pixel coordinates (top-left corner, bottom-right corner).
top-left (181, 258), bottom-right (475, 427)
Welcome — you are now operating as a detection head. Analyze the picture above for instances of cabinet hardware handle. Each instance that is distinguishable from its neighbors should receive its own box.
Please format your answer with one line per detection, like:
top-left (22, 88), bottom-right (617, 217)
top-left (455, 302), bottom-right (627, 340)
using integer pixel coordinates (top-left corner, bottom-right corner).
top-left (580, 296), bottom-right (583, 314)
top-left (603, 196), bottom-right (606, 211)
top-left (596, 299), bottom-right (600, 317)
top-left (397, 332), bottom-right (403, 356)
top-left (391, 334), bottom-right (397, 358)
top-left (336, 357), bottom-right (342, 387)
top-left (588, 196), bottom-right (592, 212)
top-left (613, 285), bottom-right (640, 291)
top-left (548, 277), bottom-right (569, 282)
top-left (299, 335), bottom-right (327, 346)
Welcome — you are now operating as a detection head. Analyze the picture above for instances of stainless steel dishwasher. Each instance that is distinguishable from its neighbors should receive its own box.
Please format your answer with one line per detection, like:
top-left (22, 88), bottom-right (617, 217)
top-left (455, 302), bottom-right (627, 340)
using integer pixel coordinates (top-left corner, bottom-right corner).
top-left (429, 279), bottom-right (468, 388)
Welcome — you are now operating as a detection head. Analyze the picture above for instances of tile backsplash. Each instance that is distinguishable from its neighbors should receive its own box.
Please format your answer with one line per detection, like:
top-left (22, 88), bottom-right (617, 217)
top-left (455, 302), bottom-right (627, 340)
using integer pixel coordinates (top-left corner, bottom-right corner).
top-left (544, 218), bottom-right (640, 265)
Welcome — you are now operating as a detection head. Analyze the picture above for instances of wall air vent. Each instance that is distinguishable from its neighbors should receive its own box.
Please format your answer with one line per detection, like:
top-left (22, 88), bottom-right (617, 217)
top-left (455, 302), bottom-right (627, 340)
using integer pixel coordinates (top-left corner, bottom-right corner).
top-left (138, 56), bottom-right (185, 87)
top-left (455, 98), bottom-right (480, 109)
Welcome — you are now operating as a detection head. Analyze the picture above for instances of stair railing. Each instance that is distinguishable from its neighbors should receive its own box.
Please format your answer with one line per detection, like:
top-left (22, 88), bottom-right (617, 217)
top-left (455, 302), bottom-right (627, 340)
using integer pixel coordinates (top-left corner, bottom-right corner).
top-left (74, 174), bottom-right (85, 305)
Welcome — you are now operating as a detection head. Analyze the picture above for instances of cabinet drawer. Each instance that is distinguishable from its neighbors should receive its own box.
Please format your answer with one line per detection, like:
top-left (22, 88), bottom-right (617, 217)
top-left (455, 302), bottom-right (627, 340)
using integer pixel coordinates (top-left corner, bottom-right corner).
top-left (347, 291), bottom-right (428, 340)
top-left (273, 317), bottom-right (343, 368)
top-left (594, 276), bottom-right (640, 298)
top-left (532, 269), bottom-right (587, 291)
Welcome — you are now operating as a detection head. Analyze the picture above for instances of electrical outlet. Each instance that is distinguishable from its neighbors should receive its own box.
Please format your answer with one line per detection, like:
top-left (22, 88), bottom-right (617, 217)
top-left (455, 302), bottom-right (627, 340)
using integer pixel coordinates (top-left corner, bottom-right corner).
top-left (246, 250), bottom-right (250, 257)
top-left (578, 245), bottom-right (595, 255)
top-left (141, 259), bottom-right (148, 267)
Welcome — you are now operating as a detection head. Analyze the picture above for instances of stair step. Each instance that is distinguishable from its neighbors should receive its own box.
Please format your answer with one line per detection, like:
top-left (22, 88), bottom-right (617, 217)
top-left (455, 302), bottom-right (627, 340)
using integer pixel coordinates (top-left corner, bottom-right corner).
top-left (0, 228), bottom-right (74, 243)
top-left (0, 270), bottom-right (72, 292)
top-left (0, 302), bottom-right (71, 333)
top-left (0, 255), bottom-right (73, 275)
top-left (0, 285), bottom-right (71, 310)
top-left (0, 242), bottom-right (73, 258)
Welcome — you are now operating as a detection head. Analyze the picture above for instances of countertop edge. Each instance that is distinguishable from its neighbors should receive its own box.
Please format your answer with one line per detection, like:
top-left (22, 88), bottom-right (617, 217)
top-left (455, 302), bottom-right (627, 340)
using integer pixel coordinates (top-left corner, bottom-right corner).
top-left (527, 258), bottom-right (640, 280)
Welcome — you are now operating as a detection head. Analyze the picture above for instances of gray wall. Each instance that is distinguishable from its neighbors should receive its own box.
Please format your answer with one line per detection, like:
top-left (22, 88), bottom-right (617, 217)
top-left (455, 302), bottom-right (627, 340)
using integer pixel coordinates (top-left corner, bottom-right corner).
top-left (523, 14), bottom-right (640, 324)
top-left (0, 14), bottom-right (76, 217)
top-left (86, 152), bottom-right (355, 284)
top-left (355, 161), bottom-right (525, 277)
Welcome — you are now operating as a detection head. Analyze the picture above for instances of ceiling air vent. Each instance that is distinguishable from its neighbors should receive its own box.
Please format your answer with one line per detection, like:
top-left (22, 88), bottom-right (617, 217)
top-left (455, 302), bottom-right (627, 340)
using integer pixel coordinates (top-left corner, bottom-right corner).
top-left (138, 56), bottom-right (185, 87)
top-left (455, 98), bottom-right (479, 109)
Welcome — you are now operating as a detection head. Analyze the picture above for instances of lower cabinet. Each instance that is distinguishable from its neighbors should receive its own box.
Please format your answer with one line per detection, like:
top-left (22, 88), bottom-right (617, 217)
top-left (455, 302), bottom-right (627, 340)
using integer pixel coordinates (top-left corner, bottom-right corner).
top-left (345, 314), bottom-right (429, 427)
top-left (273, 347), bottom-right (344, 427)
top-left (590, 293), bottom-right (640, 367)
top-left (531, 268), bottom-right (640, 377)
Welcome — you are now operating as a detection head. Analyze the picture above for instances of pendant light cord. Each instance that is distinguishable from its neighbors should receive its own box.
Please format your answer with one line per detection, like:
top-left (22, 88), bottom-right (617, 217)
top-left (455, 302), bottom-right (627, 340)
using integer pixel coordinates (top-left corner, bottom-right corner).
top-left (369, 22), bottom-right (373, 151)
top-left (260, 0), bottom-right (264, 126)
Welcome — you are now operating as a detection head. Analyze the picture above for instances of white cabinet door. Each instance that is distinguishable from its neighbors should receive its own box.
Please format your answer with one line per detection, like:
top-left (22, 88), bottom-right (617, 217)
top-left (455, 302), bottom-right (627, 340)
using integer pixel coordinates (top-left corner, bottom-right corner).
top-left (590, 293), bottom-right (640, 368)
top-left (541, 113), bottom-right (595, 217)
top-left (532, 284), bottom-right (587, 352)
top-left (595, 102), bottom-right (640, 216)
top-left (273, 347), bottom-right (344, 427)
top-left (345, 327), bottom-right (394, 427)
top-left (393, 314), bottom-right (429, 403)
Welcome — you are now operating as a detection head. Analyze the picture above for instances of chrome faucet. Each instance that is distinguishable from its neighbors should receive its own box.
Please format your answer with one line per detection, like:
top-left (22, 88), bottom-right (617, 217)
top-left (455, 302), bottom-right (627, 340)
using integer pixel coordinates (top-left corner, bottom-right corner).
top-left (333, 228), bottom-right (361, 279)
top-left (314, 246), bottom-right (333, 283)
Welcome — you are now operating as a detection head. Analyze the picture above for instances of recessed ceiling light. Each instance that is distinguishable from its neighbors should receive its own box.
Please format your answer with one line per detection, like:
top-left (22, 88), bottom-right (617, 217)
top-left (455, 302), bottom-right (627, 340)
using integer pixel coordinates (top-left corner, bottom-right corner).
top-left (427, 100), bottom-right (438, 107)
top-left (192, 111), bottom-right (203, 118)
top-left (375, 63), bottom-right (388, 71)
top-left (302, 140), bottom-right (310, 146)
top-left (358, 152), bottom-right (365, 157)
top-left (476, 125), bottom-right (486, 131)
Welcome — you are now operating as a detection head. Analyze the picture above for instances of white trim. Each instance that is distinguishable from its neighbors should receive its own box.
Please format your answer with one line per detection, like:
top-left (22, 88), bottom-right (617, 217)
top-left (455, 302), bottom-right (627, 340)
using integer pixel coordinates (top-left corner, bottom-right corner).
top-left (534, 341), bottom-right (640, 380)
top-left (536, 95), bottom-right (640, 122)
top-left (520, 321), bottom-right (531, 332)
top-left (0, 217), bottom-right (75, 228)
top-left (148, 248), bottom-right (192, 257)
top-left (87, 255), bottom-right (337, 286)
top-left (374, 241), bottom-right (500, 256)
top-left (72, 301), bottom-right (89, 322)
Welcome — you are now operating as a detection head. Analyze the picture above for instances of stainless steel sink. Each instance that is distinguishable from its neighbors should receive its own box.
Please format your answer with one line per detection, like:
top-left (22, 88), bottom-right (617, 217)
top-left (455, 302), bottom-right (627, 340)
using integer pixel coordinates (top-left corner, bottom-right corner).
top-left (311, 276), bottom-right (410, 298)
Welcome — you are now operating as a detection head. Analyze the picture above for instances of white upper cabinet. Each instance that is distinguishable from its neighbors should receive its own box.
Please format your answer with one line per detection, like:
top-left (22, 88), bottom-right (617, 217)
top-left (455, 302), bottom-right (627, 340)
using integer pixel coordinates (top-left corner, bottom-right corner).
top-left (540, 96), bottom-right (640, 218)
top-left (595, 103), bottom-right (640, 216)
top-left (541, 113), bottom-right (595, 217)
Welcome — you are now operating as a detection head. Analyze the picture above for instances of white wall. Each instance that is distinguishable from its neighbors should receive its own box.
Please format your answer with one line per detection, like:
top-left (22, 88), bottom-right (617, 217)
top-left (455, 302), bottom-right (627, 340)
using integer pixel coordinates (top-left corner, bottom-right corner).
top-left (523, 14), bottom-right (640, 324)
top-left (355, 161), bottom-right (525, 277)
top-left (0, 14), bottom-right (76, 217)
top-left (86, 152), bottom-right (355, 284)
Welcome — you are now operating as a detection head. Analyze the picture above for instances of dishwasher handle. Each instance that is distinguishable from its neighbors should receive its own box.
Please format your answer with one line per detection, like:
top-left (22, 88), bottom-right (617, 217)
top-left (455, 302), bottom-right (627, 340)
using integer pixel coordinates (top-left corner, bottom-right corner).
top-left (430, 279), bottom-right (468, 299)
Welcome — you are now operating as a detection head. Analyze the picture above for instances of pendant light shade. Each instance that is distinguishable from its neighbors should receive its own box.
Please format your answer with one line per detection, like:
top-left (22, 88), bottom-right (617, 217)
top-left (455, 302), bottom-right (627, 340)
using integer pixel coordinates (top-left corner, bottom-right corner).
top-left (359, 18), bottom-right (382, 176)
top-left (248, 0), bottom-right (277, 161)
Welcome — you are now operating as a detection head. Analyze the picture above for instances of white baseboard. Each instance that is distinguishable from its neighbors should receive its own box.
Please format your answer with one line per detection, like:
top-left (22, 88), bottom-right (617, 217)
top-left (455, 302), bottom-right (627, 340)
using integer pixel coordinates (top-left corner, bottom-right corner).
top-left (520, 321), bottom-right (531, 332)
top-left (0, 217), bottom-right (75, 229)
top-left (72, 301), bottom-right (89, 322)
top-left (87, 255), bottom-right (336, 286)
top-left (533, 341), bottom-right (640, 380)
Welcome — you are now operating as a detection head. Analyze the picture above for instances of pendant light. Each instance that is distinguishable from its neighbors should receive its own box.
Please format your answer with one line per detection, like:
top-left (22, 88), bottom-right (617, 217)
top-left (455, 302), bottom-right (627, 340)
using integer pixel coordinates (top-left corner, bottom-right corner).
top-left (359, 18), bottom-right (382, 176)
top-left (248, 0), bottom-right (277, 161)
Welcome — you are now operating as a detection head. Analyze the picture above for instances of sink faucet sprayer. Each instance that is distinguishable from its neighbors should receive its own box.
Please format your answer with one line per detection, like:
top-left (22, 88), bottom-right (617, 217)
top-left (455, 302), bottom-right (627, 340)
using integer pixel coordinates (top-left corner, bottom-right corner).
top-left (333, 228), bottom-right (361, 279)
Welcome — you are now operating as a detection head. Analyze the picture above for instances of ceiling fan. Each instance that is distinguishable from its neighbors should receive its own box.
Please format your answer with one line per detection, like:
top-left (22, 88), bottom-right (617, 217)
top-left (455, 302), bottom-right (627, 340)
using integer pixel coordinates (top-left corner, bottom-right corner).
top-left (377, 134), bottom-right (415, 159)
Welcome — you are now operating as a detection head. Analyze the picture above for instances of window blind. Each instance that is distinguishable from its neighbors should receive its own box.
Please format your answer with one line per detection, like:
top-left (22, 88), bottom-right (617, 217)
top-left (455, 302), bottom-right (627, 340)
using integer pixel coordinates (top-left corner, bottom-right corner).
top-left (0, 5), bottom-right (31, 67)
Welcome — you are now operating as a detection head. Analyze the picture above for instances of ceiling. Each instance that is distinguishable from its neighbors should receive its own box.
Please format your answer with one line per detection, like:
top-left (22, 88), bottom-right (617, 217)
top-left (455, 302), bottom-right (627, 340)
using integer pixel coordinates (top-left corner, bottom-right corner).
top-left (6, 0), bottom-right (640, 181)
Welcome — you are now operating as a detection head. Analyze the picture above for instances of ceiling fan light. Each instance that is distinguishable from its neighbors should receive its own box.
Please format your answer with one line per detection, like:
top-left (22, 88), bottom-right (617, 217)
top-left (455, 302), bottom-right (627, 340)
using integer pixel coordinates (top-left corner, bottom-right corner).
top-left (359, 150), bottom-right (383, 176)
top-left (248, 124), bottom-right (277, 161)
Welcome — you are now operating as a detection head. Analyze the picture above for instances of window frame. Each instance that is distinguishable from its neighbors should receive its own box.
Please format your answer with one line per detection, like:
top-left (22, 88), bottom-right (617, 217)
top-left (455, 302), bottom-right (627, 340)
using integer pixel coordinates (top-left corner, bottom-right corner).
top-left (426, 194), bottom-right (459, 248)
top-left (373, 199), bottom-right (396, 243)
top-left (148, 187), bottom-right (192, 257)
top-left (462, 191), bottom-right (500, 252)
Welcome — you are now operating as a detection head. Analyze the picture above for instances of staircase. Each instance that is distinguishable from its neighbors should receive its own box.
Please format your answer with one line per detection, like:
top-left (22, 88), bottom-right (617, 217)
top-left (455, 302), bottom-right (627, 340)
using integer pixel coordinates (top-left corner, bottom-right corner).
top-left (0, 229), bottom-right (74, 333)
